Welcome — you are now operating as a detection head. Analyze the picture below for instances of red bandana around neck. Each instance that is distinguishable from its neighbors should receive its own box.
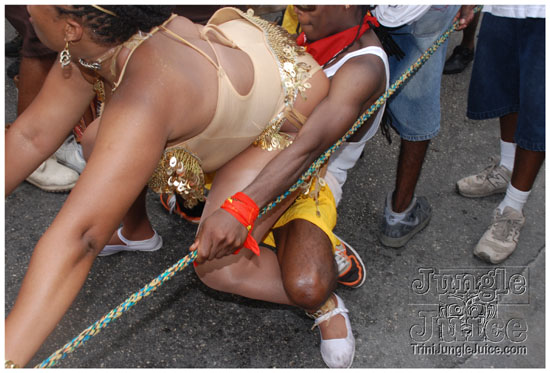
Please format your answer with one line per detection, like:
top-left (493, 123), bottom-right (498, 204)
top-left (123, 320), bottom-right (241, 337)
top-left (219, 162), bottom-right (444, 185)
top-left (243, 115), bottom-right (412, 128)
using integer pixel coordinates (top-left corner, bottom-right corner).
top-left (296, 13), bottom-right (380, 66)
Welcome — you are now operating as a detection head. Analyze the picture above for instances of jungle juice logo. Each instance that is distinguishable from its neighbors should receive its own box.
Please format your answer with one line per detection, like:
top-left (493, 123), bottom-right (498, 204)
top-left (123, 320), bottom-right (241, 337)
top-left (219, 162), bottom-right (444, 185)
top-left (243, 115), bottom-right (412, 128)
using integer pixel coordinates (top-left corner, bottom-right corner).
top-left (409, 267), bottom-right (529, 356)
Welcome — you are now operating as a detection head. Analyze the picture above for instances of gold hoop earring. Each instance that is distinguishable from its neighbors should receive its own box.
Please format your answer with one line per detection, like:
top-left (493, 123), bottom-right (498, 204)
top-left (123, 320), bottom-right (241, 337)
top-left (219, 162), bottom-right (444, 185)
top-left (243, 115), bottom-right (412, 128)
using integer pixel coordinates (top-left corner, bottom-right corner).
top-left (59, 41), bottom-right (71, 69)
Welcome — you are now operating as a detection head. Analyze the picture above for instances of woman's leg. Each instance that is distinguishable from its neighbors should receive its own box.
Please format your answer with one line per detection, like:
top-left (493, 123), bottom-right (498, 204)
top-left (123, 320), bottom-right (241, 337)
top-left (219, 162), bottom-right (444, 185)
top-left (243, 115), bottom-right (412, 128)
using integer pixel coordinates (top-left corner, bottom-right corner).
top-left (195, 144), bottom-right (298, 305)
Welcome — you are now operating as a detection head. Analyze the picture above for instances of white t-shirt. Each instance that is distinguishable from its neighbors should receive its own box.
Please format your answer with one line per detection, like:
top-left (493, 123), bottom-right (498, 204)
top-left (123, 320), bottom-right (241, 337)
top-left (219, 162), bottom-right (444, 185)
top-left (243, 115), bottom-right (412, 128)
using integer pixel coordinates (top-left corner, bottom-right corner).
top-left (482, 5), bottom-right (545, 19)
top-left (373, 5), bottom-right (431, 27)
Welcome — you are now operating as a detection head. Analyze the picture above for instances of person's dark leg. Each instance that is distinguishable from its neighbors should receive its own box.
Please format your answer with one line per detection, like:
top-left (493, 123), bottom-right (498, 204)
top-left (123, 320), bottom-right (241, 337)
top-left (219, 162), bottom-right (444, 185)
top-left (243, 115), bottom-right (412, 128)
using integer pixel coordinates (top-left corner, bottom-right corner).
top-left (392, 139), bottom-right (429, 212)
top-left (274, 219), bottom-right (354, 368)
top-left (443, 11), bottom-right (480, 74)
top-left (509, 148), bottom-right (545, 192)
top-left (380, 139), bottom-right (432, 248)
top-left (275, 219), bottom-right (338, 314)
top-left (461, 11), bottom-right (481, 51)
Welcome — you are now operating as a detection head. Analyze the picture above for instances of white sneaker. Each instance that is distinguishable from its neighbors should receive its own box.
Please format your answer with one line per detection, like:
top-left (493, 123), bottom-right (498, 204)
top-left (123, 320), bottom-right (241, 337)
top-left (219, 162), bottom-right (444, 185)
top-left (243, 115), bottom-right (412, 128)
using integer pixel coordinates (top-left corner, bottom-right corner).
top-left (55, 134), bottom-right (86, 174)
top-left (473, 206), bottom-right (525, 264)
top-left (457, 157), bottom-right (511, 198)
top-left (99, 227), bottom-right (163, 256)
top-left (26, 156), bottom-right (79, 192)
top-left (310, 293), bottom-right (355, 368)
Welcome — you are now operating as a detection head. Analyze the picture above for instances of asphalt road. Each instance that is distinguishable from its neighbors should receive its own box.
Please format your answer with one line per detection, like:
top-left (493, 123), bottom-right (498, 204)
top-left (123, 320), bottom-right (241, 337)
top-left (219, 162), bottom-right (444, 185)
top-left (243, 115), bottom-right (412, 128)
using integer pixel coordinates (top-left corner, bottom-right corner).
top-left (4, 13), bottom-right (545, 369)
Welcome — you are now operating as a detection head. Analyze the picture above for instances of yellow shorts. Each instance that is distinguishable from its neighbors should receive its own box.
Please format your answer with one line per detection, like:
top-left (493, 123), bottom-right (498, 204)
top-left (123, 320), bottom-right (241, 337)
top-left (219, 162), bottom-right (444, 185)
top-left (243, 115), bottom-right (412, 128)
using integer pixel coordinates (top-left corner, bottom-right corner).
top-left (262, 178), bottom-right (338, 250)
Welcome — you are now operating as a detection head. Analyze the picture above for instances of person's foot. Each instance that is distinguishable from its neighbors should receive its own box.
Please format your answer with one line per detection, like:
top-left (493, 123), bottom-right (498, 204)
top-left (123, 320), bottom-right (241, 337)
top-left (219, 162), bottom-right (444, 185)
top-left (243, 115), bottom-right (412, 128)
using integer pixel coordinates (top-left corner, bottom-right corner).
top-left (55, 134), bottom-right (86, 173)
top-left (473, 206), bottom-right (525, 264)
top-left (456, 157), bottom-right (512, 198)
top-left (25, 156), bottom-right (79, 192)
top-left (333, 235), bottom-right (365, 288)
top-left (159, 193), bottom-right (204, 224)
top-left (308, 293), bottom-right (355, 368)
top-left (379, 192), bottom-right (432, 248)
top-left (99, 227), bottom-right (163, 256)
top-left (443, 45), bottom-right (474, 74)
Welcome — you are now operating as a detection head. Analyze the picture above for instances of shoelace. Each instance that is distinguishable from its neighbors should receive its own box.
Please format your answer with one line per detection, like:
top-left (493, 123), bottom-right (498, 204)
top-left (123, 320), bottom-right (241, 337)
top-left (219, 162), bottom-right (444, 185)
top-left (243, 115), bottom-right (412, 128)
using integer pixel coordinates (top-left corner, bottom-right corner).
top-left (167, 194), bottom-right (176, 214)
top-left (491, 212), bottom-right (522, 241)
top-left (333, 245), bottom-right (349, 274)
top-left (477, 165), bottom-right (497, 181)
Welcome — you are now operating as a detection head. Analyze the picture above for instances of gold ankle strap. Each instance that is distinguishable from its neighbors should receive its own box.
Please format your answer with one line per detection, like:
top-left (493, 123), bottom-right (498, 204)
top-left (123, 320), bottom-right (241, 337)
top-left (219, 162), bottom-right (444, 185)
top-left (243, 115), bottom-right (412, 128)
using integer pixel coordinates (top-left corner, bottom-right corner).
top-left (5, 360), bottom-right (20, 369)
top-left (306, 295), bottom-right (336, 320)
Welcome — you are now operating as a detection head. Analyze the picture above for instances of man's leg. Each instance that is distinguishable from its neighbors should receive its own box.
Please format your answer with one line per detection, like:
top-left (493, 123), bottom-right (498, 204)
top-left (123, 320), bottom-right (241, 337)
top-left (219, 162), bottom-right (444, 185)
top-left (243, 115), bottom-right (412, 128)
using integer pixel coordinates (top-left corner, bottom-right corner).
top-left (443, 11), bottom-right (480, 75)
top-left (379, 139), bottom-right (433, 248)
top-left (274, 219), bottom-right (355, 368)
top-left (380, 5), bottom-right (458, 248)
top-left (392, 139), bottom-right (429, 212)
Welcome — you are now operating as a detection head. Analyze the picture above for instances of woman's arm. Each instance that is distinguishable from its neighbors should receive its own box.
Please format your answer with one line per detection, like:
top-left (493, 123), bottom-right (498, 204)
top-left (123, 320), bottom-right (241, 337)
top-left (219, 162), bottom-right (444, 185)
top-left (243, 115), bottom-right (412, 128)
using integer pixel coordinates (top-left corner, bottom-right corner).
top-left (4, 78), bottom-right (173, 365)
top-left (5, 61), bottom-right (96, 195)
top-left (193, 55), bottom-right (387, 262)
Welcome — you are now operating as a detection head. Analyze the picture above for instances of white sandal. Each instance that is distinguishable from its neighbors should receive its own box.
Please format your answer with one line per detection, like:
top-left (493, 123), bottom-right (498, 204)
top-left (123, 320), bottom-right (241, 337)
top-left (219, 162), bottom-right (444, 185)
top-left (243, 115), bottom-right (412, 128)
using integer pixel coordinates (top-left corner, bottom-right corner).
top-left (309, 293), bottom-right (355, 368)
top-left (99, 227), bottom-right (163, 256)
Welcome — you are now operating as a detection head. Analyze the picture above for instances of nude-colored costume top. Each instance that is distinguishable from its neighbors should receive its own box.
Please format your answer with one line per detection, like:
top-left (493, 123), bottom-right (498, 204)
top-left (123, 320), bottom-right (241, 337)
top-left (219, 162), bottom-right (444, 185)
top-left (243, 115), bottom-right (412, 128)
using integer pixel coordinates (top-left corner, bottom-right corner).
top-left (110, 8), bottom-right (319, 207)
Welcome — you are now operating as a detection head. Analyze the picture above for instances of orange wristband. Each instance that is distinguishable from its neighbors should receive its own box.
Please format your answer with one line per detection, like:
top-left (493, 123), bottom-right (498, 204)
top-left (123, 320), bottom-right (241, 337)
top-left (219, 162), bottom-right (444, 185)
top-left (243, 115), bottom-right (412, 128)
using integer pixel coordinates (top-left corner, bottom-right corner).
top-left (220, 192), bottom-right (260, 256)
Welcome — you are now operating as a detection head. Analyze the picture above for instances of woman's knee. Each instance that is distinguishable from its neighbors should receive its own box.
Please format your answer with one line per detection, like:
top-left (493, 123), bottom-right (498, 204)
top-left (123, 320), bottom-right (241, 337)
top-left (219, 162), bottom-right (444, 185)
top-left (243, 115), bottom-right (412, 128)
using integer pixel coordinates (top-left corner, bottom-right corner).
top-left (194, 256), bottom-right (247, 293)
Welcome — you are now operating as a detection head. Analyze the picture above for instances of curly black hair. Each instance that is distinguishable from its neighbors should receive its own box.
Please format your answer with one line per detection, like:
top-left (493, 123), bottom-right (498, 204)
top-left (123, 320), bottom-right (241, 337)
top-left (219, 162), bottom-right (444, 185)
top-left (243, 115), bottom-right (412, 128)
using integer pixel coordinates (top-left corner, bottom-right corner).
top-left (55, 5), bottom-right (175, 45)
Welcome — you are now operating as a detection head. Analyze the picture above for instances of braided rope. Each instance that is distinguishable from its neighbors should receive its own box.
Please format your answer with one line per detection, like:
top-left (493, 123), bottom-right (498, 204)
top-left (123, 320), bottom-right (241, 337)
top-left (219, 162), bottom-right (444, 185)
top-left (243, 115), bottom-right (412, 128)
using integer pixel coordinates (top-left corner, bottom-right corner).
top-left (36, 251), bottom-right (197, 368)
top-left (37, 7), bottom-right (481, 368)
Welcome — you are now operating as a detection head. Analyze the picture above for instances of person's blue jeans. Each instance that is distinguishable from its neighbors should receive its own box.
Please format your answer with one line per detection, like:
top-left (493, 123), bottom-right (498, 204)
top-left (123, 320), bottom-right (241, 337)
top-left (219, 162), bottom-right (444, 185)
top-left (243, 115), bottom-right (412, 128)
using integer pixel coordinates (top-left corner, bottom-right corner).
top-left (386, 5), bottom-right (459, 141)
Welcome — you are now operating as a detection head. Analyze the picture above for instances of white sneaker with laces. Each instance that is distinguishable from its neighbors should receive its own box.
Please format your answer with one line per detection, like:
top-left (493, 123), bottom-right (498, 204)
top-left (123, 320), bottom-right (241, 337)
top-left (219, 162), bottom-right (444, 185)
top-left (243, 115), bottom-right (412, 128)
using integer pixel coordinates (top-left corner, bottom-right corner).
top-left (473, 206), bottom-right (525, 264)
top-left (457, 157), bottom-right (512, 198)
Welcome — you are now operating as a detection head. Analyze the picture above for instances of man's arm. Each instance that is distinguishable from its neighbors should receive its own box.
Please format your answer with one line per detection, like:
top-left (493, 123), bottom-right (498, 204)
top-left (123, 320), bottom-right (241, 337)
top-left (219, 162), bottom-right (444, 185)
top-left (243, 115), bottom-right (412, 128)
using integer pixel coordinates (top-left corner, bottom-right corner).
top-left (192, 54), bottom-right (387, 262)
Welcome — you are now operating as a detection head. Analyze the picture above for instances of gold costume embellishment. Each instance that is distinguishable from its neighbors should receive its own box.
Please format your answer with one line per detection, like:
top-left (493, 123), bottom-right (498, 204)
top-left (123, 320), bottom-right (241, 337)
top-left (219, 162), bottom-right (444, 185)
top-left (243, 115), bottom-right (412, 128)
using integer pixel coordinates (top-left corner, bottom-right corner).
top-left (253, 112), bottom-right (294, 151)
top-left (5, 360), bottom-right (20, 369)
top-left (148, 147), bottom-right (206, 208)
top-left (237, 9), bottom-right (313, 151)
top-left (238, 9), bottom-right (313, 107)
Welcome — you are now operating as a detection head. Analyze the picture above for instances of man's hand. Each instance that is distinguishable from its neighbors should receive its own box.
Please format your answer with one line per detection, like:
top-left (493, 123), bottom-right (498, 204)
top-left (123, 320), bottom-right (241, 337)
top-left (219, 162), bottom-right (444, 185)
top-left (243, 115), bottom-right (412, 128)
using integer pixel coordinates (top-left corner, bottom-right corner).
top-left (190, 209), bottom-right (249, 264)
top-left (454, 5), bottom-right (477, 31)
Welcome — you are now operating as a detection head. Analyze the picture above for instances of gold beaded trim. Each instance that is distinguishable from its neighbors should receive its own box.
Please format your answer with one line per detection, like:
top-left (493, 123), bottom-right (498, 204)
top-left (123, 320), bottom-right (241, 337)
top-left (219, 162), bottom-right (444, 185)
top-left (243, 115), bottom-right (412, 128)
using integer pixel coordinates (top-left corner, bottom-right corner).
top-left (148, 147), bottom-right (206, 208)
top-left (239, 8), bottom-right (312, 152)
top-left (253, 112), bottom-right (294, 151)
top-left (5, 360), bottom-right (20, 369)
top-left (305, 295), bottom-right (336, 320)
top-left (239, 8), bottom-right (312, 107)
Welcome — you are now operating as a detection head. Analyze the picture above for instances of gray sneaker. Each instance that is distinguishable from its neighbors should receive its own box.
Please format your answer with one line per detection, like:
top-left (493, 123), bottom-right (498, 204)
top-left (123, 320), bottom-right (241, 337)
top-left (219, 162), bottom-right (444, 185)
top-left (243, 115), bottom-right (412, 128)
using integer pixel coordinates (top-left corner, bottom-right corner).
top-left (456, 157), bottom-right (512, 198)
top-left (55, 134), bottom-right (87, 174)
top-left (379, 192), bottom-right (432, 248)
top-left (473, 206), bottom-right (525, 264)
